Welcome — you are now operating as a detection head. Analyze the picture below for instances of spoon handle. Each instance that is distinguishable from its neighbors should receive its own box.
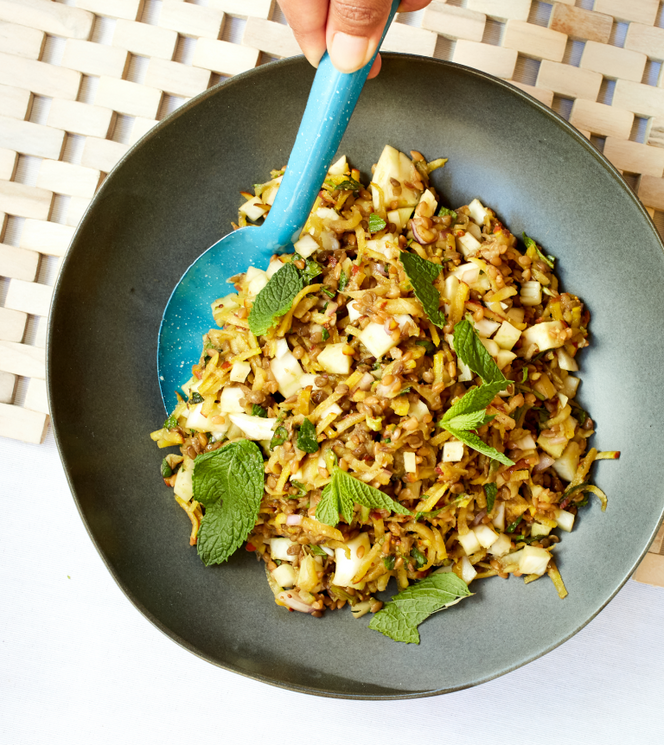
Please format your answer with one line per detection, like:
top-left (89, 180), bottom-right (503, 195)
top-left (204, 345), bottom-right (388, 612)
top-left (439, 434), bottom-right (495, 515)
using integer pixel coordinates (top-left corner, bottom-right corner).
top-left (261, 0), bottom-right (400, 250)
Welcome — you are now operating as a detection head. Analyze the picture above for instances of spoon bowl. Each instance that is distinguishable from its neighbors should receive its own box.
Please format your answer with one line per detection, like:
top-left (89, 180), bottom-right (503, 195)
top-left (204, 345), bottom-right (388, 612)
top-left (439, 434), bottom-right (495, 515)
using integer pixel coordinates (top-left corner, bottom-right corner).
top-left (157, 2), bottom-right (399, 409)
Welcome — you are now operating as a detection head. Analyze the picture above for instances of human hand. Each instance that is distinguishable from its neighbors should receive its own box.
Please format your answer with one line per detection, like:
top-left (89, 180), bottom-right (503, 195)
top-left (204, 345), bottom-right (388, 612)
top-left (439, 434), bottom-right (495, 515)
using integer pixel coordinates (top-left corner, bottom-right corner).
top-left (277, 1), bottom-right (432, 78)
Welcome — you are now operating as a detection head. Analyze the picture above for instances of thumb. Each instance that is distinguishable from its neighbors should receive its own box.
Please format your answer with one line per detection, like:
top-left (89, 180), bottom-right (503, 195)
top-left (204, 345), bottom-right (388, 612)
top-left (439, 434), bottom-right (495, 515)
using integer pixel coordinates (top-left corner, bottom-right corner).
top-left (326, 0), bottom-right (394, 74)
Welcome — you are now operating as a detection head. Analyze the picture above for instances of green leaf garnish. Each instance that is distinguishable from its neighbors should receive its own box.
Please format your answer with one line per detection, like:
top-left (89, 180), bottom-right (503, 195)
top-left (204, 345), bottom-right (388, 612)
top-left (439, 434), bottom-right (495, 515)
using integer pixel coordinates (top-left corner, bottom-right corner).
top-left (369, 573), bottom-right (471, 644)
top-left (383, 555), bottom-right (396, 570)
top-left (452, 319), bottom-right (505, 384)
top-left (415, 340), bottom-right (436, 354)
top-left (315, 469), bottom-right (410, 527)
top-left (194, 441), bottom-right (264, 566)
top-left (336, 178), bottom-right (362, 192)
top-left (190, 391), bottom-right (204, 404)
top-left (322, 287), bottom-right (336, 299)
top-left (368, 213), bottom-right (387, 233)
top-left (411, 546), bottom-right (427, 569)
top-left (484, 483), bottom-right (497, 513)
top-left (399, 251), bottom-right (445, 328)
top-left (506, 516), bottom-right (523, 533)
top-left (252, 404), bottom-right (267, 418)
top-left (437, 206), bottom-right (457, 221)
top-left (443, 424), bottom-right (514, 466)
top-left (296, 417), bottom-right (319, 454)
top-left (338, 270), bottom-right (349, 291)
top-left (160, 458), bottom-right (173, 478)
top-left (309, 544), bottom-right (327, 556)
top-left (523, 232), bottom-right (555, 269)
top-left (301, 258), bottom-right (323, 283)
top-left (441, 381), bottom-right (505, 425)
top-left (270, 425), bottom-right (288, 449)
top-left (248, 262), bottom-right (304, 336)
top-left (163, 414), bottom-right (178, 429)
top-left (321, 328), bottom-right (330, 341)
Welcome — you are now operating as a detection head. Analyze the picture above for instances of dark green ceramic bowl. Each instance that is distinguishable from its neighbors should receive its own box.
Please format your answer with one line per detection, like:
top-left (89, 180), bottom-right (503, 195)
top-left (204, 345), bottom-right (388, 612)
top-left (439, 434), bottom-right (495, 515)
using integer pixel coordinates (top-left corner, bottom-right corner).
top-left (48, 56), bottom-right (664, 698)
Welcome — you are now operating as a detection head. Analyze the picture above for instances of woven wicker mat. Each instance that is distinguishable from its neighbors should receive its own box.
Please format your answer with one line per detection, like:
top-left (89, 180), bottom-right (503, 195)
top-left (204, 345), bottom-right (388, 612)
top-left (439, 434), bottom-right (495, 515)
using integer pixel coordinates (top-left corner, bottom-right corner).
top-left (1, 0), bottom-right (663, 585)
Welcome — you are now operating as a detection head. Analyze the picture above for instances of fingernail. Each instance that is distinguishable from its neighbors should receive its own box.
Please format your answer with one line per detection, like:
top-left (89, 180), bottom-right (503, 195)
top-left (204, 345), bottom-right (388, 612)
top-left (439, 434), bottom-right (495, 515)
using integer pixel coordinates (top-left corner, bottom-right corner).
top-left (329, 32), bottom-right (371, 73)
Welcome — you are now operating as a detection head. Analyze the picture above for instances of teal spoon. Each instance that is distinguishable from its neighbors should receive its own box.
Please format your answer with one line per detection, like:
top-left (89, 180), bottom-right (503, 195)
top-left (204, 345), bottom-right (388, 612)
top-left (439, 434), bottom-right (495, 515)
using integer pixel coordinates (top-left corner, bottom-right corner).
top-left (157, 1), bottom-right (399, 410)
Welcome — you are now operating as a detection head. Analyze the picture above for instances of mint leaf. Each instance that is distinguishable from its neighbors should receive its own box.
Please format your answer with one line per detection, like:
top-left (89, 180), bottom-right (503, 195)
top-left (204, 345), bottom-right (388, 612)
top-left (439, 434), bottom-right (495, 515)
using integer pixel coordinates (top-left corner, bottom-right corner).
top-left (484, 482), bottom-right (497, 513)
top-left (369, 573), bottom-right (471, 644)
top-left (160, 458), bottom-right (172, 478)
top-left (400, 251), bottom-right (445, 328)
top-left (252, 404), bottom-right (267, 418)
top-left (248, 262), bottom-right (303, 336)
top-left (452, 319), bottom-right (505, 384)
top-left (369, 213), bottom-right (387, 233)
top-left (442, 381), bottom-right (505, 424)
top-left (270, 425), bottom-right (288, 449)
top-left (523, 232), bottom-right (555, 269)
top-left (336, 178), bottom-right (362, 192)
top-left (302, 258), bottom-right (323, 283)
top-left (315, 469), bottom-right (410, 526)
top-left (296, 417), bottom-right (319, 454)
top-left (442, 410), bottom-right (494, 431)
top-left (310, 544), bottom-right (327, 556)
top-left (438, 206), bottom-right (457, 221)
top-left (194, 440), bottom-right (265, 565)
top-left (163, 414), bottom-right (178, 429)
top-left (442, 424), bottom-right (514, 466)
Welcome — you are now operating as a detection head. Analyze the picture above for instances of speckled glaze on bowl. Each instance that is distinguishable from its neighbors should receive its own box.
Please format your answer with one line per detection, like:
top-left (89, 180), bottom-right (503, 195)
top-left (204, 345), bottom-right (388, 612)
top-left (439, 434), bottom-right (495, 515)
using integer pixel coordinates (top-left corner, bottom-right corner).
top-left (48, 55), bottom-right (664, 699)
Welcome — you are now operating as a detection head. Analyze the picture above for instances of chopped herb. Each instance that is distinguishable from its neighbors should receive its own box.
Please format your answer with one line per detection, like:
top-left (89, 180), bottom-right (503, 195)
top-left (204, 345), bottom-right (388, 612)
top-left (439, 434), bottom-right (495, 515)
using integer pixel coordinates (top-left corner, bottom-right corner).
top-left (204, 341), bottom-right (215, 350)
top-left (484, 483), bottom-right (497, 513)
top-left (189, 391), bottom-right (204, 404)
top-left (416, 509), bottom-right (442, 521)
top-left (321, 328), bottom-right (330, 341)
top-left (368, 213), bottom-right (387, 233)
top-left (336, 178), bottom-right (362, 192)
top-left (163, 415), bottom-right (179, 429)
top-left (290, 480), bottom-right (307, 497)
top-left (398, 386), bottom-right (412, 396)
top-left (338, 270), bottom-right (349, 291)
top-left (252, 404), bottom-right (267, 418)
top-left (310, 544), bottom-right (327, 556)
top-left (438, 206), bottom-right (457, 221)
top-left (383, 555), bottom-right (396, 570)
top-left (160, 458), bottom-right (173, 478)
top-left (296, 417), bottom-right (319, 454)
top-left (506, 516), bottom-right (523, 533)
top-left (322, 286), bottom-right (336, 299)
top-left (523, 232), bottom-right (555, 269)
top-left (411, 546), bottom-right (428, 569)
top-left (270, 425), bottom-right (288, 449)
top-left (521, 368), bottom-right (529, 383)
top-left (302, 258), bottom-right (323, 283)
top-left (415, 340), bottom-right (436, 354)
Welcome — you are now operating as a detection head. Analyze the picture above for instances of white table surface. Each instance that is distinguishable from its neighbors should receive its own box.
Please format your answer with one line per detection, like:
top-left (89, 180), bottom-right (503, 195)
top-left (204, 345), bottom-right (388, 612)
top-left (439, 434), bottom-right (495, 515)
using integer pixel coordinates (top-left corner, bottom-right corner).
top-left (2, 430), bottom-right (664, 745)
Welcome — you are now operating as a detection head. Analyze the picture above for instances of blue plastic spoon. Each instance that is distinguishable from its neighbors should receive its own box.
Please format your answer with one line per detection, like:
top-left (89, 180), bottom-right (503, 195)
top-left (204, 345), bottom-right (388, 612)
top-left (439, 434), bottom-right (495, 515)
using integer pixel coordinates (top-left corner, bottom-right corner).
top-left (157, 1), bottom-right (400, 410)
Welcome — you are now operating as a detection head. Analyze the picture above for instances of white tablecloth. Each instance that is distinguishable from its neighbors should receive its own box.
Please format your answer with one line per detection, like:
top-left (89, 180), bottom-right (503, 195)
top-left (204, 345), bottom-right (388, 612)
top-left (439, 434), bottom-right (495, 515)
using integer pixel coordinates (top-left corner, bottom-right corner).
top-left (2, 430), bottom-right (663, 745)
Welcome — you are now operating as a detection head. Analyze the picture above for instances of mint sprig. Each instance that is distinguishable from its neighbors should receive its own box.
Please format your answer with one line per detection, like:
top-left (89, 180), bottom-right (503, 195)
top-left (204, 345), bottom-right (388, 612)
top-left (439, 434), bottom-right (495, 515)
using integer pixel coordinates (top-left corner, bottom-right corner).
top-left (248, 262), bottom-right (303, 336)
top-left (400, 251), bottom-right (445, 328)
top-left (194, 440), bottom-right (264, 565)
top-left (369, 573), bottom-right (471, 644)
top-left (452, 319), bottom-right (504, 384)
top-left (316, 468), bottom-right (410, 527)
top-left (443, 425), bottom-right (514, 466)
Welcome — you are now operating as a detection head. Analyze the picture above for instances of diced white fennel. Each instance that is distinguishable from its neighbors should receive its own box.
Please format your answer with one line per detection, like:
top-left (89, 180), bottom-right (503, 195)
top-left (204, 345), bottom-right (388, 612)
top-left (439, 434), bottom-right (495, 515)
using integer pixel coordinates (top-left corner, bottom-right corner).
top-left (245, 265), bottom-right (269, 297)
top-left (351, 600), bottom-right (373, 619)
top-left (271, 350), bottom-right (306, 398)
top-left (507, 306), bottom-right (525, 324)
top-left (556, 347), bottom-right (579, 371)
top-left (272, 563), bottom-right (297, 589)
top-left (365, 235), bottom-right (399, 260)
top-left (409, 399), bottom-right (430, 421)
top-left (297, 555), bottom-right (319, 592)
top-left (320, 402), bottom-right (342, 421)
top-left (387, 206), bottom-right (414, 232)
top-left (294, 233), bottom-right (319, 259)
top-left (187, 403), bottom-right (230, 436)
top-left (521, 320), bottom-right (566, 355)
top-left (317, 207), bottom-right (340, 222)
top-left (274, 338), bottom-right (289, 358)
top-left (359, 322), bottom-right (398, 358)
top-left (496, 349), bottom-right (517, 370)
top-left (219, 386), bottom-right (245, 414)
top-left (553, 440), bottom-right (581, 482)
top-left (452, 262), bottom-right (480, 286)
top-left (270, 537), bottom-right (298, 561)
top-left (276, 591), bottom-right (316, 613)
top-left (229, 413), bottom-right (277, 441)
top-left (417, 189), bottom-right (438, 218)
top-left (328, 155), bottom-right (347, 175)
top-left (347, 300), bottom-right (362, 323)
top-left (474, 524), bottom-right (499, 549)
top-left (494, 320), bottom-right (521, 350)
top-left (299, 373), bottom-right (323, 390)
top-left (371, 145), bottom-right (422, 211)
top-left (480, 337), bottom-right (500, 357)
top-left (561, 375), bottom-right (580, 398)
top-left (466, 221), bottom-right (482, 242)
top-left (443, 274), bottom-right (459, 303)
top-left (558, 392), bottom-right (569, 408)
top-left (321, 229), bottom-right (340, 251)
top-left (458, 529), bottom-right (481, 556)
top-left (489, 533), bottom-right (511, 557)
top-left (458, 359), bottom-right (474, 382)
top-left (555, 508), bottom-right (575, 532)
top-left (261, 176), bottom-right (282, 206)
top-left (317, 342), bottom-right (351, 375)
top-left (229, 360), bottom-right (251, 383)
top-left (333, 533), bottom-right (370, 587)
top-left (403, 451), bottom-right (417, 473)
top-left (239, 195), bottom-right (268, 222)
top-left (473, 317), bottom-right (501, 338)
top-left (181, 376), bottom-right (201, 399)
top-left (460, 556), bottom-right (477, 584)
top-left (395, 314), bottom-right (414, 332)
top-left (520, 280), bottom-right (542, 306)
top-left (266, 258), bottom-right (285, 278)
top-left (513, 432), bottom-right (537, 450)
top-left (518, 546), bottom-right (551, 576)
top-left (456, 231), bottom-right (481, 257)
top-left (531, 522), bottom-right (552, 537)
top-left (173, 457), bottom-right (194, 501)
top-left (492, 502), bottom-right (506, 531)
top-left (443, 440), bottom-right (464, 462)
top-left (467, 198), bottom-right (489, 225)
